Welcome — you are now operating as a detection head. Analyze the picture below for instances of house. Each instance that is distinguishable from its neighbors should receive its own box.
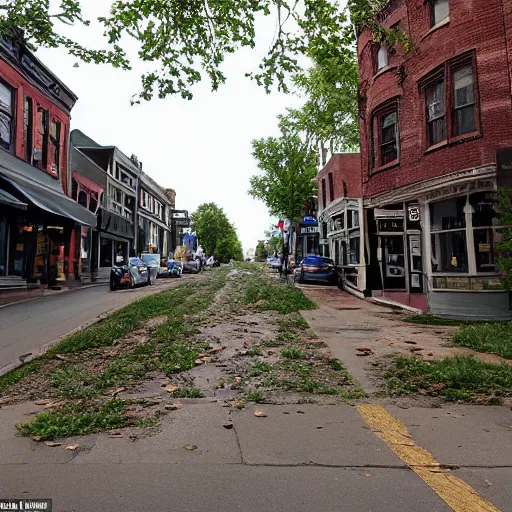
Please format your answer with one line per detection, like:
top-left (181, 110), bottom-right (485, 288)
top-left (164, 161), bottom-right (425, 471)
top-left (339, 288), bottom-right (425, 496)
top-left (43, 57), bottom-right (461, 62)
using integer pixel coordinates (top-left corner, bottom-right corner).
top-left (0, 35), bottom-right (96, 296)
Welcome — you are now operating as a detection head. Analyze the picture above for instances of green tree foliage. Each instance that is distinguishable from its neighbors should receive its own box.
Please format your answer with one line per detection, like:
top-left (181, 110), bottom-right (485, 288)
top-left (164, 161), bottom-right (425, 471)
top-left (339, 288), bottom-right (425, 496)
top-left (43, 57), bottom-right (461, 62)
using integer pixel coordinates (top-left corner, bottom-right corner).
top-left (190, 203), bottom-right (243, 263)
top-left (0, 0), bottom-right (381, 102)
top-left (255, 240), bottom-right (268, 261)
top-left (249, 118), bottom-right (317, 221)
top-left (267, 236), bottom-right (283, 256)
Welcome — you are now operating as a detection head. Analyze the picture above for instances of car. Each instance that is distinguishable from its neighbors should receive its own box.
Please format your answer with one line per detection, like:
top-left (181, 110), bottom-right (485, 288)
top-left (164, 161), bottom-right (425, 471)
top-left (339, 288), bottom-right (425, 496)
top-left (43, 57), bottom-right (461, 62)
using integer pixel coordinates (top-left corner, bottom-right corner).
top-left (296, 255), bottom-right (337, 285)
top-left (110, 256), bottom-right (150, 291)
top-left (140, 253), bottom-right (161, 285)
top-left (267, 256), bottom-right (281, 272)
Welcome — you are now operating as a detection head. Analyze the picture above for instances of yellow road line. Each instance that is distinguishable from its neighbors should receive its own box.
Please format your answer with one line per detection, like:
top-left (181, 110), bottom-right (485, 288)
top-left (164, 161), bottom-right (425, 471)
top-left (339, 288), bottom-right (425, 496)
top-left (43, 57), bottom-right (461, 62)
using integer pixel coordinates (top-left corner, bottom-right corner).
top-left (356, 405), bottom-right (500, 512)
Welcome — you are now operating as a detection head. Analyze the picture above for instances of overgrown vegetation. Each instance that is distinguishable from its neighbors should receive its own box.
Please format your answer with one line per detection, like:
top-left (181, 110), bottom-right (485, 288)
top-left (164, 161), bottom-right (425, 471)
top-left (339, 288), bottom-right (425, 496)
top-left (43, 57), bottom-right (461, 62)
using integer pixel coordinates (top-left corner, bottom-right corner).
top-left (385, 355), bottom-right (512, 403)
top-left (402, 315), bottom-right (477, 327)
top-left (453, 323), bottom-right (512, 360)
top-left (17, 399), bottom-right (151, 440)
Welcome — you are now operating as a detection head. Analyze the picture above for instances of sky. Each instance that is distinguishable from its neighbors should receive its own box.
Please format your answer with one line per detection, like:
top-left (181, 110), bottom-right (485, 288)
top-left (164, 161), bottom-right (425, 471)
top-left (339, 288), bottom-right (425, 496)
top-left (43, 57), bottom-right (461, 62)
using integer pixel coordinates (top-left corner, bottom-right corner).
top-left (36, 2), bottom-right (305, 255)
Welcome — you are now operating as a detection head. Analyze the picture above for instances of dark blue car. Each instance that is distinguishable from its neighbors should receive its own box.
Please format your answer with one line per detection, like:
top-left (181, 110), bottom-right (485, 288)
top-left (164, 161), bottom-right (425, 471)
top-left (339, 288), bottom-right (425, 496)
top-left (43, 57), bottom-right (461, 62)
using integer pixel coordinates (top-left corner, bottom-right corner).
top-left (296, 255), bottom-right (337, 285)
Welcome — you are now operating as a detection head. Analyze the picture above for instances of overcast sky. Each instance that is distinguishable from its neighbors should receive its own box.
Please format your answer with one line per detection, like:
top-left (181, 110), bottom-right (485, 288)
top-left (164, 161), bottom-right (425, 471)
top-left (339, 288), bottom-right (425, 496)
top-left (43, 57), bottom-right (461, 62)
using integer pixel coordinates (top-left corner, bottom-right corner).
top-left (36, 2), bottom-right (306, 255)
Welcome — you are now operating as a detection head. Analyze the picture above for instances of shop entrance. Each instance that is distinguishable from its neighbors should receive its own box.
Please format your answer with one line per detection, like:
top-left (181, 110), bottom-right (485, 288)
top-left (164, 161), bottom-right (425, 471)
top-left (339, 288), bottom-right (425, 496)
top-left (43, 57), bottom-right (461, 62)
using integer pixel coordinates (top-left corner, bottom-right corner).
top-left (382, 236), bottom-right (406, 289)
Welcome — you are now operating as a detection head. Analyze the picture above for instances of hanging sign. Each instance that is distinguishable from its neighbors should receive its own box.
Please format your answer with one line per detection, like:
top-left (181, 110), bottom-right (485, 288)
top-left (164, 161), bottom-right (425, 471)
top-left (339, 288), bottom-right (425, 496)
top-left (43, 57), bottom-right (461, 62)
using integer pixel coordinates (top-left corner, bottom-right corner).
top-left (374, 209), bottom-right (404, 219)
top-left (408, 206), bottom-right (420, 222)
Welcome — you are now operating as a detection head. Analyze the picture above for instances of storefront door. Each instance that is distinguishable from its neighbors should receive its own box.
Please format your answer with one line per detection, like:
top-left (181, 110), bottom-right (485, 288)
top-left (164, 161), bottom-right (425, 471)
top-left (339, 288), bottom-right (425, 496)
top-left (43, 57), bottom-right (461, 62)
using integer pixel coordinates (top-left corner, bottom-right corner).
top-left (382, 236), bottom-right (406, 289)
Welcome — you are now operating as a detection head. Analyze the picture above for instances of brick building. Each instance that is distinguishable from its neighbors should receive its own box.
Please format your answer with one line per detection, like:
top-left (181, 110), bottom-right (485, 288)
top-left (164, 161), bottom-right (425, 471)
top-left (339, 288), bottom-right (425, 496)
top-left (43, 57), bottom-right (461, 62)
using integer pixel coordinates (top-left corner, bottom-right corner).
top-left (352, 0), bottom-right (512, 318)
top-left (0, 36), bottom-right (95, 296)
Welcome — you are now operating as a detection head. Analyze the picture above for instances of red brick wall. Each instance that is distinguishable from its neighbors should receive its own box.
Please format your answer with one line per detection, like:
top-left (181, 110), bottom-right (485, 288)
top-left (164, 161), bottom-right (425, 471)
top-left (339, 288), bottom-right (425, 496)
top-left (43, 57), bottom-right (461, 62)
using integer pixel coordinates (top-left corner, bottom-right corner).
top-left (317, 153), bottom-right (362, 209)
top-left (358, 0), bottom-right (512, 199)
top-left (0, 58), bottom-right (71, 194)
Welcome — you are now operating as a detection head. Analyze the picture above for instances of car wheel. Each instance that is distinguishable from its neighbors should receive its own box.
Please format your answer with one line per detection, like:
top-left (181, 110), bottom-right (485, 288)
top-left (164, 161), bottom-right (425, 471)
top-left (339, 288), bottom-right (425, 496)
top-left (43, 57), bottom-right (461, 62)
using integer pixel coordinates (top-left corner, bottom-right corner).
top-left (109, 277), bottom-right (117, 291)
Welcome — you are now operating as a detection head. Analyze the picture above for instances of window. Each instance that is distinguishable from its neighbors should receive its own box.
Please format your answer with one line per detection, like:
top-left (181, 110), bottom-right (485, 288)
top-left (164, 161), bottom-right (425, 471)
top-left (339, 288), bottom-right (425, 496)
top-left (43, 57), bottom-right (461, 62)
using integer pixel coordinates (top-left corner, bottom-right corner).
top-left (0, 81), bottom-right (14, 151)
top-left (89, 194), bottom-right (98, 213)
top-left (321, 178), bottom-right (327, 209)
top-left (421, 53), bottom-right (478, 148)
top-left (24, 97), bottom-right (33, 162)
top-left (377, 45), bottom-right (388, 72)
top-left (328, 173), bottom-right (334, 202)
top-left (349, 232), bottom-right (360, 265)
top-left (78, 190), bottom-right (88, 208)
top-left (430, 0), bottom-right (449, 27)
top-left (471, 192), bottom-right (498, 273)
top-left (50, 120), bottom-right (61, 177)
top-left (426, 79), bottom-right (446, 145)
top-left (380, 111), bottom-right (398, 165)
top-left (100, 238), bottom-right (113, 267)
top-left (453, 65), bottom-right (475, 136)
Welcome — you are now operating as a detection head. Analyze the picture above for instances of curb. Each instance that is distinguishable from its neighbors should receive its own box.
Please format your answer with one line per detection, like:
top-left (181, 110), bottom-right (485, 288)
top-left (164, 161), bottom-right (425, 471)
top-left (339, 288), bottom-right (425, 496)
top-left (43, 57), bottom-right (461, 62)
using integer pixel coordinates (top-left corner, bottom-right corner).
top-left (368, 297), bottom-right (423, 314)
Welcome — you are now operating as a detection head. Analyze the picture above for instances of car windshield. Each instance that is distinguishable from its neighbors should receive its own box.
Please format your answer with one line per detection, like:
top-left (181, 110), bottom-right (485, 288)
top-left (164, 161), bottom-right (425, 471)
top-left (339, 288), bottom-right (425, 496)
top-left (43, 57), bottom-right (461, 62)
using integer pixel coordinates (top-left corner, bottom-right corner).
top-left (141, 254), bottom-right (160, 266)
top-left (303, 256), bottom-right (334, 266)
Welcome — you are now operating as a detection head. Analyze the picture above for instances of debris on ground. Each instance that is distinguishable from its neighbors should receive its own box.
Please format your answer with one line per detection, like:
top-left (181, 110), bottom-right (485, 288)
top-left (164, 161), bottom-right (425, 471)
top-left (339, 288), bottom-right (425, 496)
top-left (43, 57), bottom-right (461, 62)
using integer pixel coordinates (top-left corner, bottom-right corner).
top-left (254, 410), bottom-right (267, 417)
top-left (185, 444), bottom-right (198, 451)
top-left (44, 441), bottom-right (62, 447)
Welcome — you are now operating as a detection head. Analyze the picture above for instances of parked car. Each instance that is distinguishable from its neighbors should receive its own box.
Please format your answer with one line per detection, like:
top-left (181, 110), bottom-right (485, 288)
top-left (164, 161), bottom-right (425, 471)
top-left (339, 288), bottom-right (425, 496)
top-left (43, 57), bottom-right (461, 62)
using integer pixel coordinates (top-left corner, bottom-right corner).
top-left (267, 256), bottom-right (281, 272)
top-left (140, 253), bottom-right (160, 285)
top-left (110, 256), bottom-right (150, 291)
top-left (296, 255), bottom-right (337, 285)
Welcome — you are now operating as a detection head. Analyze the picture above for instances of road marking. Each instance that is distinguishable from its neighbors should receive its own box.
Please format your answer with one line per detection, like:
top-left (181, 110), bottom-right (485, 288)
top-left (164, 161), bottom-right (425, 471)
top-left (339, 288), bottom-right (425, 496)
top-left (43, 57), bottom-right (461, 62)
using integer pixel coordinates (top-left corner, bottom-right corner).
top-left (356, 405), bottom-right (500, 512)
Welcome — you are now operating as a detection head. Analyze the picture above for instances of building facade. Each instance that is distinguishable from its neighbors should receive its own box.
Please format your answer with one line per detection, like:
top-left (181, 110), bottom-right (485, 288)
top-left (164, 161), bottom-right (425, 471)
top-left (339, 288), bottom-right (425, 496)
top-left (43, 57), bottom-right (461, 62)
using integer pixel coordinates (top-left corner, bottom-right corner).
top-left (316, 153), bottom-right (364, 296)
top-left (356, 0), bottom-right (512, 318)
top-left (70, 130), bottom-right (139, 280)
top-left (0, 36), bottom-right (95, 295)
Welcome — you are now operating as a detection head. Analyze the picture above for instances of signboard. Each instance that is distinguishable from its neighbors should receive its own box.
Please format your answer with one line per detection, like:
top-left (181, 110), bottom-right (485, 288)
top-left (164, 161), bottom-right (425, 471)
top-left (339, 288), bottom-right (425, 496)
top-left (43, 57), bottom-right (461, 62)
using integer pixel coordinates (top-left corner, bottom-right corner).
top-left (433, 276), bottom-right (503, 290)
top-left (302, 216), bottom-right (317, 225)
top-left (497, 148), bottom-right (512, 188)
top-left (374, 209), bottom-right (404, 219)
top-left (300, 226), bottom-right (319, 234)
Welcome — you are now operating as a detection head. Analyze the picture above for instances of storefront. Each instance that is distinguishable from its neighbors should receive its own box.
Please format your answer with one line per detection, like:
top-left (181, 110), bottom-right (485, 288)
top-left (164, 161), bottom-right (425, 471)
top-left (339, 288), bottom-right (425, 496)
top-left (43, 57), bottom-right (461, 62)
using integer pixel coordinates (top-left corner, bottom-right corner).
top-left (320, 198), bottom-right (366, 296)
top-left (295, 217), bottom-right (320, 264)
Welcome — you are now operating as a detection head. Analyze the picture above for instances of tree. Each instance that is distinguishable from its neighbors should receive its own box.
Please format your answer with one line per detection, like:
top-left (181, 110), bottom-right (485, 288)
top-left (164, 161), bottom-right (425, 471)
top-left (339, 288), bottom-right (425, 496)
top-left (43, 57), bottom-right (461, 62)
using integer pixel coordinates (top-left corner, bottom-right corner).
top-left (249, 118), bottom-right (317, 222)
top-left (496, 190), bottom-right (512, 289)
top-left (267, 236), bottom-right (283, 256)
top-left (255, 240), bottom-right (268, 261)
top-left (0, 0), bottom-right (379, 102)
top-left (190, 202), bottom-right (243, 262)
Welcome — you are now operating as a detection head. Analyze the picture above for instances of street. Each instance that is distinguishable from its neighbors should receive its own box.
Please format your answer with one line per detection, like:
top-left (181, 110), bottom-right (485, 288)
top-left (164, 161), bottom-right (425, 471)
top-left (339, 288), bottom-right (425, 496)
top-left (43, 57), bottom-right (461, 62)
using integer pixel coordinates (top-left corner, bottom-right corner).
top-left (0, 276), bottom-right (202, 376)
top-left (0, 267), bottom-right (510, 512)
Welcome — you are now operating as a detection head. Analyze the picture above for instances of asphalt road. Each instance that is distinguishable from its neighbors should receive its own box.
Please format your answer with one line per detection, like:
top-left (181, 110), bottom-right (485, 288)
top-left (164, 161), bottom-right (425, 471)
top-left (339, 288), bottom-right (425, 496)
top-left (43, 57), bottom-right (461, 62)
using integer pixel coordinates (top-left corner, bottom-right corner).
top-left (0, 277), bottom-right (198, 375)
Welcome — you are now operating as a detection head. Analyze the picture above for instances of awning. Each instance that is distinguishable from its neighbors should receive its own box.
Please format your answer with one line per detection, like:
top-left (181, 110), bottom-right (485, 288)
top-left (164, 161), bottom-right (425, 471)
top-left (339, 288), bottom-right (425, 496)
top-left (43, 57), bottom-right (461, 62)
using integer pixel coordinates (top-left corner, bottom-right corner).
top-left (2, 175), bottom-right (97, 226)
top-left (0, 188), bottom-right (27, 210)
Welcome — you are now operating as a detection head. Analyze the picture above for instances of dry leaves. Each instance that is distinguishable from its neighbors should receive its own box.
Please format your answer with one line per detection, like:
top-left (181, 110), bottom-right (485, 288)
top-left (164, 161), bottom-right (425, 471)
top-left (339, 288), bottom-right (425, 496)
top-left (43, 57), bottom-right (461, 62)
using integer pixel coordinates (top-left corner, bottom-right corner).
top-left (43, 400), bottom-right (66, 410)
top-left (65, 444), bottom-right (79, 451)
top-left (254, 410), bottom-right (267, 418)
top-left (208, 346), bottom-right (225, 354)
top-left (32, 436), bottom-right (43, 442)
top-left (34, 400), bottom-right (51, 406)
top-left (223, 422), bottom-right (234, 429)
top-left (110, 387), bottom-right (126, 396)
top-left (166, 385), bottom-right (177, 393)
top-left (185, 444), bottom-right (198, 451)
top-left (364, 473), bottom-right (372, 478)
top-left (44, 441), bottom-right (62, 447)
top-left (165, 403), bottom-right (183, 411)
top-left (235, 376), bottom-right (242, 384)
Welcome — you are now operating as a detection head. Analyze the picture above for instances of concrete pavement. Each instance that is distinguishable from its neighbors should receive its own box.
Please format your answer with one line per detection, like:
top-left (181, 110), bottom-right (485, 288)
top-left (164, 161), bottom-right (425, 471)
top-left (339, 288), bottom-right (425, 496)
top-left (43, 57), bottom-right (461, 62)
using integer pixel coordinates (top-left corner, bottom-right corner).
top-left (0, 275), bottom-right (202, 375)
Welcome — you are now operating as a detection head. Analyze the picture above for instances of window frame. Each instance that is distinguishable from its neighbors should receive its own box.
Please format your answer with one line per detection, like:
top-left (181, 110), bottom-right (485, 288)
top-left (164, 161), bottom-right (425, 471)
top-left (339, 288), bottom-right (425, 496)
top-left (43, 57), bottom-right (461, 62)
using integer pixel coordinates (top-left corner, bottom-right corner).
top-left (0, 80), bottom-right (15, 153)
top-left (328, 172), bottom-right (334, 202)
top-left (24, 96), bottom-right (33, 163)
top-left (370, 99), bottom-right (400, 172)
top-left (420, 52), bottom-right (480, 150)
top-left (429, 0), bottom-right (449, 28)
top-left (376, 45), bottom-right (389, 74)
top-left (321, 178), bottom-right (327, 209)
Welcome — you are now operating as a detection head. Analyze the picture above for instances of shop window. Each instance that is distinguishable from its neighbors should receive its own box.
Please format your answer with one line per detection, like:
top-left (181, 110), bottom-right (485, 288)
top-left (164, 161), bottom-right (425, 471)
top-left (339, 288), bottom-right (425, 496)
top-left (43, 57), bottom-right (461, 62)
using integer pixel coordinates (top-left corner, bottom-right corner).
top-left (24, 97), bottom-right (33, 162)
top-left (430, 0), bottom-right (449, 27)
top-left (453, 65), bottom-right (475, 136)
top-left (431, 231), bottom-right (468, 273)
top-left (471, 192), bottom-right (498, 273)
top-left (426, 78), bottom-right (446, 145)
top-left (349, 232), bottom-right (360, 265)
top-left (371, 102), bottom-right (399, 170)
top-left (347, 209), bottom-right (360, 229)
top-left (0, 81), bottom-right (14, 152)
top-left (376, 45), bottom-right (388, 72)
top-left (100, 238), bottom-right (113, 267)
top-left (430, 196), bottom-right (466, 231)
top-left (321, 178), bottom-right (327, 209)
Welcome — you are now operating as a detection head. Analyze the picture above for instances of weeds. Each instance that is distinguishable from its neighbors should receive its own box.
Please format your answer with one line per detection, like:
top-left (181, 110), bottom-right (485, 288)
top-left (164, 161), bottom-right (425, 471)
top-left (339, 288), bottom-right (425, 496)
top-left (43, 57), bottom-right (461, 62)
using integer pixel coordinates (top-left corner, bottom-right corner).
top-left (385, 355), bottom-right (512, 402)
top-left (245, 389), bottom-right (264, 403)
top-left (245, 347), bottom-right (263, 356)
top-left (281, 348), bottom-right (304, 359)
top-left (453, 322), bottom-right (512, 359)
top-left (169, 387), bottom-right (203, 398)
top-left (251, 360), bottom-right (272, 376)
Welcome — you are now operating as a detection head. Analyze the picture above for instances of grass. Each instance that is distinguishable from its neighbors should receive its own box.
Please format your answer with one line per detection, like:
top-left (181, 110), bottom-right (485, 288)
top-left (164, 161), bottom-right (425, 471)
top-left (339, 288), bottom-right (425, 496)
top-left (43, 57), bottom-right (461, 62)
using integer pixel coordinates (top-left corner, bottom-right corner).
top-left (168, 387), bottom-right (203, 398)
top-left (453, 322), bottom-right (512, 359)
top-left (385, 355), bottom-right (512, 402)
top-left (245, 347), bottom-right (263, 356)
top-left (245, 389), bottom-right (264, 403)
top-left (251, 360), bottom-right (272, 376)
top-left (281, 348), bottom-right (305, 359)
top-left (16, 399), bottom-right (140, 440)
top-left (245, 276), bottom-right (317, 314)
top-left (402, 314), bottom-right (479, 327)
